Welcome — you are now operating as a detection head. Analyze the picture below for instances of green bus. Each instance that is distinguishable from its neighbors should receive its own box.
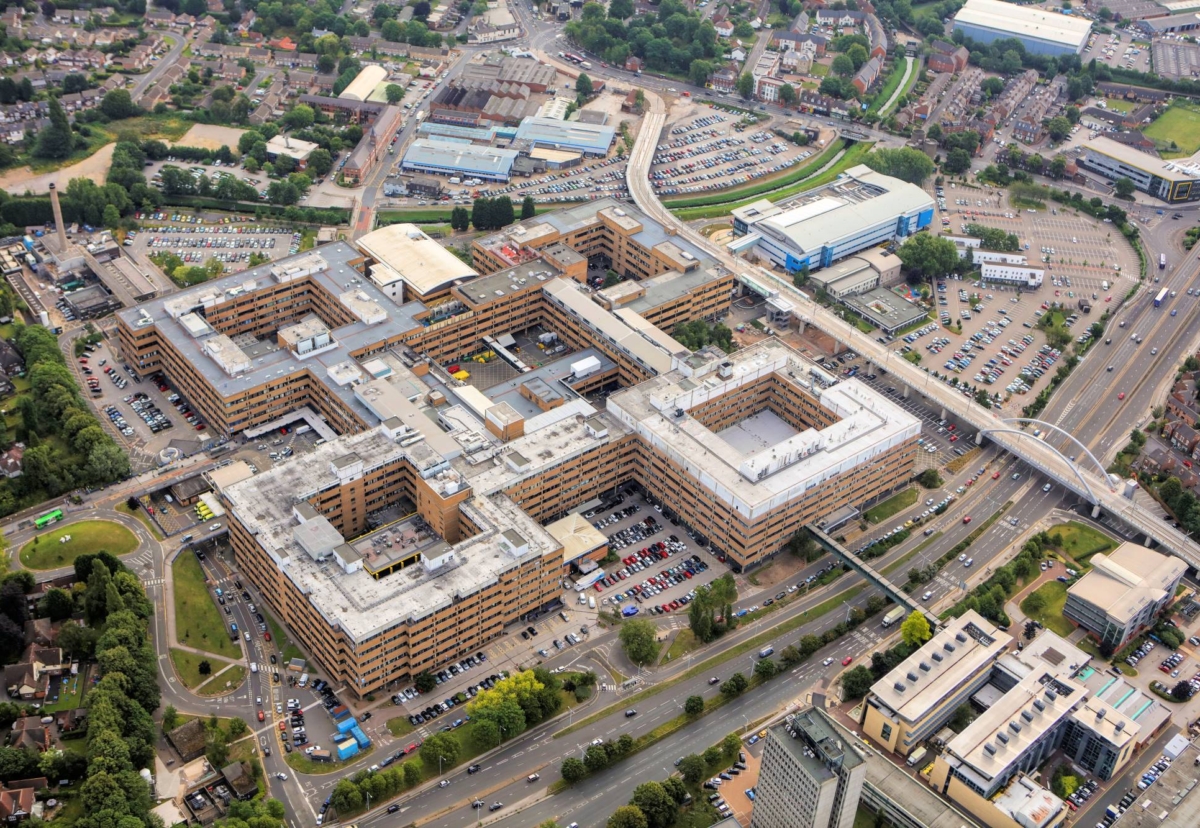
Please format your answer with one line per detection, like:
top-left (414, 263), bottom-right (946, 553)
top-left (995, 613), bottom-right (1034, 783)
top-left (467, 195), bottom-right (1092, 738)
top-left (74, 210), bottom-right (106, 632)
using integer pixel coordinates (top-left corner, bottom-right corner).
top-left (34, 509), bottom-right (64, 528)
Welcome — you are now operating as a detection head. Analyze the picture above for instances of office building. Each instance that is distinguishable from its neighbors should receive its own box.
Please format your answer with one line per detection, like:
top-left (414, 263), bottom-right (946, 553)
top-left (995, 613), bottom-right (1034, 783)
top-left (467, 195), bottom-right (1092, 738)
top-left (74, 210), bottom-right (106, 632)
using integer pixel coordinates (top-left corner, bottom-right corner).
top-left (840, 287), bottom-right (929, 336)
top-left (861, 611), bottom-right (1013, 756)
top-left (752, 708), bottom-right (866, 828)
top-left (981, 263), bottom-right (1044, 288)
top-left (729, 165), bottom-right (934, 273)
top-left (343, 104), bottom-right (403, 183)
top-left (513, 116), bottom-right (616, 156)
top-left (1080, 136), bottom-right (1200, 204)
top-left (1063, 542), bottom-right (1187, 649)
top-left (952, 0), bottom-right (1092, 56)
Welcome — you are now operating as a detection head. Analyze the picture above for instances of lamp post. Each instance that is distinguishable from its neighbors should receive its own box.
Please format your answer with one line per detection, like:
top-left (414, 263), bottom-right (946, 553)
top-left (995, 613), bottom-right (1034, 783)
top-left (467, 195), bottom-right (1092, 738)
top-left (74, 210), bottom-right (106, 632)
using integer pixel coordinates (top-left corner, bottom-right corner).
top-left (438, 755), bottom-right (445, 777)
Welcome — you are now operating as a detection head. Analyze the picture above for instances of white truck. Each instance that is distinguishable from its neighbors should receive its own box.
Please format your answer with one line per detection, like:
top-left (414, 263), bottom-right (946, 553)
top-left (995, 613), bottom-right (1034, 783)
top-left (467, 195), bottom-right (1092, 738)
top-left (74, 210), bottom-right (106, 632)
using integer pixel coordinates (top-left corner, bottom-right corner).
top-left (881, 606), bottom-right (906, 627)
top-left (906, 746), bottom-right (928, 767)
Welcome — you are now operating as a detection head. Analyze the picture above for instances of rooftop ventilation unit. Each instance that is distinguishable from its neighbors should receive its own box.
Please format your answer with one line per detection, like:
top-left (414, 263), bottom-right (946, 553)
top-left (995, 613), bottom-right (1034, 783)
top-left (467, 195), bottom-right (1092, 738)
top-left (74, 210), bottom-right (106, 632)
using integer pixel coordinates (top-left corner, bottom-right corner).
top-left (919, 662), bottom-right (930, 672)
top-left (906, 672), bottom-right (918, 682)
top-left (955, 632), bottom-right (968, 643)
top-left (931, 652), bottom-right (943, 662)
top-left (1045, 689), bottom-right (1058, 702)
top-left (894, 682), bottom-right (906, 693)
top-left (944, 642), bottom-right (956, 653)
top-left (1009, 721), bottom-right (1022, 734)
top-left (984, 744), bottom-right (996, 756)
top-left (1033, 699), bottom-right (1046, 712)
top-left (1114, 721), bottom-right (1125, 732)
top-left (1021, 710), bottom-right (1034, 723)
top-left (1096, 708), bottom-right (1106, 720)
top-left (996, 732), bottom-right (1009, 745)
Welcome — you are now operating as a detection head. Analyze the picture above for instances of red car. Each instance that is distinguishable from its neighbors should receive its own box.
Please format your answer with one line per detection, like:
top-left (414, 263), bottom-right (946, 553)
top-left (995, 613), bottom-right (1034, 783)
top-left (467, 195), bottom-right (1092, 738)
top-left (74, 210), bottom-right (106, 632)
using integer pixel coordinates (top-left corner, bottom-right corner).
top-left (1117, 392), bottom-right (1125, 400)
top-left (992, 471), bottom-right (1001, 479)
top-left (841, 656), bottom-right (853, 666)
top-left (963, 516), bottom-right (972, 524)
top-left (257, 710), bottom-right (265, 722)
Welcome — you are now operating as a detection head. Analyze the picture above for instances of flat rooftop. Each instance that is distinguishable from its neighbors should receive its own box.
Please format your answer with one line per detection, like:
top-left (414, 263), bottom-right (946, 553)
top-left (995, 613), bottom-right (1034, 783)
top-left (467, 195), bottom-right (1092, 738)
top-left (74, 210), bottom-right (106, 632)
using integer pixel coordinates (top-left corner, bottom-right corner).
top-left (402, 139), bottom-right (518, 177)
top-left (222, 426), bottom-right (561, 642)
top-left (1110, 736), bottom-right (1198, 828)
top-left (607, 339), bottom-right (921, 518)
top-left (953, 0), bottom-right (1092, 48)
top-left (869, 610), bottom-right (1011, 726)
top-left (842, 287), bottom-right (929, 331)
top-left (119, 243), bottom-right (429, 428)
top-left (1084, 135), bottom-right (1200, 183)
top-left (1067, 542), bottom-right (1187, 624)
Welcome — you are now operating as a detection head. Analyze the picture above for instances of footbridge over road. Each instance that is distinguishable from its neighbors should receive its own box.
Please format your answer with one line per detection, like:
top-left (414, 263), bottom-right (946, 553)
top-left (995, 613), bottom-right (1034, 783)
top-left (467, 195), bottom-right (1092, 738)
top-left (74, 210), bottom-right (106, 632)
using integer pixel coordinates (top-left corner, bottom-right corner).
top-left (807, 526), bottom-right (940, 630)
top-left (624, 93), bottom-right (1200, 573)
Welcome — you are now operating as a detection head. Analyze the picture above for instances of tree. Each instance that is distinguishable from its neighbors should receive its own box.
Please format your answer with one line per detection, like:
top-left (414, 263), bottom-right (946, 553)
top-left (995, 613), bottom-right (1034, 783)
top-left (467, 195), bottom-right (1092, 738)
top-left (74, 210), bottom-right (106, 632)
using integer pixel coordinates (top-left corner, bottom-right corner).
top-left (420, 731), bottom-right (460, 773)
top-left (684, 695), bottom-right (704, 715)
top-left (754, 658), bottom-right (778, 680)
top-left (720, 672), bottom-right (749, 697)
top-left (900, 611), bottom-right (932, 646)
top-left (161, 705), bottom-right (179, 733)
top-left (1171, 680), bottom-right (1192, 701)
top-left (521, 195), bottom-right (536, 219)
top-left (778, 83), bottom-right (797, 106)
top-left (1114, 176), bottom-right (1135, 199)
top-left (102, 204), bottom-right (121, 229)
top-left (832, 54), bottom-right (855, 76)
top-left (100, 89), bottom-right (141, 120)
top-left (840, 665), bottom-right (875, 699)
top-left (308, 148), bottom-right (333, 178)
top-left (198, 660), bottom-right (212, 675)
top-left (608, 806), bottom-right (649, 828)
top-left (618, 619), bottom-right (660, 665)
top-left (846, 43), bottom-right (869, 70)
top-left (677, 753), bottom-right (706, 784)
top-left (631, 782), bottom-right (677, 828)
top-left (38, 587), bottom-right (74, 621)
top-left (943, 147), bottom-right (972, 175)
top-left (385, 83), bottom-right (404, 104)
top-left (1045, 115), bottom-right (1071, 143)
top-left (780, 645), bottom-right (802, 666)
top-left (609, 0), bottom-right (634, 17)
top-left (575, 73), bottom-right (594, 97)
top-left (898, 233), bottom-right (959, 280)
top-left (736, 71), bottom-right (755, 99)
top-left (414, 671), bottom-right (436, 693)
top-left (227, 717), bottom-right (247, 738)
top-left (584, 743), bottom-right (610, 772)
top-left (35, 97), bottom-right (73, 159)
top-left (863, 147), bottom-right (935, 185)
top-left (561, 756), bottom-right (588, 783)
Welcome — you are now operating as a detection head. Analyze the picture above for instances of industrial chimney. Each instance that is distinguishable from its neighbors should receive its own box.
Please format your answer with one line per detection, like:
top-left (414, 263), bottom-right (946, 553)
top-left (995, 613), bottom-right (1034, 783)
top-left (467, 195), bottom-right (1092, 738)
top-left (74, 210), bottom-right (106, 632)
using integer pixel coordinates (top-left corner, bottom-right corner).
top-left (48, 183), bottom-right (66, 250)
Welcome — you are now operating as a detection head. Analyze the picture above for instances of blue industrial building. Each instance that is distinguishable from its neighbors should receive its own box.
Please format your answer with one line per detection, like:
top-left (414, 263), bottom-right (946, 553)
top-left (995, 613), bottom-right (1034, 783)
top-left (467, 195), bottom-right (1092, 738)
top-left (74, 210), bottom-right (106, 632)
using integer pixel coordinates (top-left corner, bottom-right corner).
top-left (952, 0), bottom-right (1092, 57)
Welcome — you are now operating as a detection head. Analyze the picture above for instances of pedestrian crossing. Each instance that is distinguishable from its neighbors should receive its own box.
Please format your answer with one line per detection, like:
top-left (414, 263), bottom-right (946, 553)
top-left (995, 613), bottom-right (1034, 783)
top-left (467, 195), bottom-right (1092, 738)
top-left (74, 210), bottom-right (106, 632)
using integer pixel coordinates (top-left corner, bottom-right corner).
top-left (143, 577), bottom-right (165, 587)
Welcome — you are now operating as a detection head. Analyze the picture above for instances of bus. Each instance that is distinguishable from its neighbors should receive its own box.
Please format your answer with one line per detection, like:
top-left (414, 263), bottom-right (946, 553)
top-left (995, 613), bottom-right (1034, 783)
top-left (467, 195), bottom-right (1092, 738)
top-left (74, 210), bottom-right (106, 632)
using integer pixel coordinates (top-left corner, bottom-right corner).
top-left (1160, 253), bottom-right (1167, 269)
top-left (1155, 288), bottom-right (1169, 308)
top-left (35, 509), bottom-right (64, 528)
top-left (563, 52), bottom-right (582, 64)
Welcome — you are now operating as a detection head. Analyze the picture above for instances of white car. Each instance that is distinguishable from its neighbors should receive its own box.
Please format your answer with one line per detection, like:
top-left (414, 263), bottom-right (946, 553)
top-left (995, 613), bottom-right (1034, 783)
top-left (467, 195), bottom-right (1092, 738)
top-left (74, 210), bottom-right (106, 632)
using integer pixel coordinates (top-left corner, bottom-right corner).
top-left (276, 772), bottom-right (288, 781)
top-left (822, 657), bottom-right (834, 666)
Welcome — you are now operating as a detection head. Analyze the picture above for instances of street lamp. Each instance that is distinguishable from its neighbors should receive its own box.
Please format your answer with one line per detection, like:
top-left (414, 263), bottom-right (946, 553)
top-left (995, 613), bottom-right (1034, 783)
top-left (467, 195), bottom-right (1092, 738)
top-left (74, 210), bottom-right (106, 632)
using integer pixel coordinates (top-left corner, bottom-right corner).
top-left (438, 755), bottom-right (445, 777)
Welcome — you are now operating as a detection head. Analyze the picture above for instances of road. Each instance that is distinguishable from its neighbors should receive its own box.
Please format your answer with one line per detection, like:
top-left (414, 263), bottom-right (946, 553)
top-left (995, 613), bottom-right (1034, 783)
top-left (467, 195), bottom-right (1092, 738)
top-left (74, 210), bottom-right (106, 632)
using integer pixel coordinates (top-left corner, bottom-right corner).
top-left (130, 31), bottom-right (191, 101)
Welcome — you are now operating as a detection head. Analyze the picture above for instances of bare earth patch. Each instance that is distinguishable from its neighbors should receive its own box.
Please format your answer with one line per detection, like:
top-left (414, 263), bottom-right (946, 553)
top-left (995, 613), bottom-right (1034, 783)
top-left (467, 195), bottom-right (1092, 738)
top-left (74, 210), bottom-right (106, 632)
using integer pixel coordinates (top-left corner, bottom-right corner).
top-left (170, 124), bottom-right (247, 151)
top-left (0, 143), bottom-right (116, 194)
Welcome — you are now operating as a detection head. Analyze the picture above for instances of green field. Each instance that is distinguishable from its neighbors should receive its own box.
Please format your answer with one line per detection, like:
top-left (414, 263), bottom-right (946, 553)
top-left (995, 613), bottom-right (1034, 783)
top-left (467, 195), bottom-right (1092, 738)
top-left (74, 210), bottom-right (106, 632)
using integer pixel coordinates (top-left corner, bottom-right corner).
top-left (1020, 581), bottom-right (1074, 637)
top-left (1103, 98), bottom-right (1135, 113)
top-left (1047, 521), bottom-right (1116, 566)
top-left (864, 488), bottom-right (918, 524)
top-left (171, 648), bottom-right (227, 690)
top-left (195, 664), bottom-right (246, 695)
top-left (19, 519), bottom-right (139, 570)
top-left (1144, 103), bottom-right (1200, 157)
top-left (172, 551), bottom-right (243, 658)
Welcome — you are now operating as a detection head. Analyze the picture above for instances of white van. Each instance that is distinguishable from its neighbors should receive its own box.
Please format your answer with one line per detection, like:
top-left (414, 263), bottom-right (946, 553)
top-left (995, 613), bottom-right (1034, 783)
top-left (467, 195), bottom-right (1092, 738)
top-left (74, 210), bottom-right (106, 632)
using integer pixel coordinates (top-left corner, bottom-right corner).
top-left (250, 662), bottom-right (258, 674)
top-left (588, 596), bottom-right (596, 610)
top-left (298, 673), bottom-right (309, 688)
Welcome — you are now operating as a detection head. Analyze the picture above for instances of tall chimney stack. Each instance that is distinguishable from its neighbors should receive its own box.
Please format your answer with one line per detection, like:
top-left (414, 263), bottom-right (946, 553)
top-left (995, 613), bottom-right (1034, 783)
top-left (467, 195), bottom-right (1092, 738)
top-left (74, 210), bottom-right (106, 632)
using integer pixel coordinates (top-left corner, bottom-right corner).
top-left (48, 183), bottom-right (67, 250)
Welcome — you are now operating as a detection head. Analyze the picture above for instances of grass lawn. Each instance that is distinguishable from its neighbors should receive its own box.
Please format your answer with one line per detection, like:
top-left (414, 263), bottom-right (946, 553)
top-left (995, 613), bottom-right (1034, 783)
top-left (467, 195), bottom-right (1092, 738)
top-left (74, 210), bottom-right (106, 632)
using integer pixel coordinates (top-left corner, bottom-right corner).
top-left (1144, 102), bottom-right (1200, 157)
top-left (41, 668), bottom-right (87, 713)
top-left (665, 629), bottom-right (700, 663)
top-left (171, 647), bottom-right (226, 690)
top-left (285, 744), bottom-right (376, 775)
top-left (196, 664), bottom-right (246, 696)
top-left (1020, 581), bottom-right (1074, 637)
top-left (387, 715), bottom-right (415, 738)
top-left (810, 62), bottom-right (829, 77)
top-left (173, 551), bottom-right (243, 658)
top-left (116, 502), bottom-right (163, 540)
top-left (1047, 521), bottom-right (1115, 566)
top-left (1104, 98), bottom-right (1135, 113)
top-left (864, 488), bottom-right (918, 524)
top-left (19, 519), bottom-right (139, 570)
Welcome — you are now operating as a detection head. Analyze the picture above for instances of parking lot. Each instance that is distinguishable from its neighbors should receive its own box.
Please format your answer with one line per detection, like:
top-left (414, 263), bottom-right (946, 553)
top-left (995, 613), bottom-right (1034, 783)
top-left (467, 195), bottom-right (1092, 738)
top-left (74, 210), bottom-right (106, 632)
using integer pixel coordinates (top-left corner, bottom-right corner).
top-left (127, 210), bottom-right (301, 273)
top-left (649, 109), bottom-right (817, 198)
top-left (1083, 30), bottom-right (1152, 74)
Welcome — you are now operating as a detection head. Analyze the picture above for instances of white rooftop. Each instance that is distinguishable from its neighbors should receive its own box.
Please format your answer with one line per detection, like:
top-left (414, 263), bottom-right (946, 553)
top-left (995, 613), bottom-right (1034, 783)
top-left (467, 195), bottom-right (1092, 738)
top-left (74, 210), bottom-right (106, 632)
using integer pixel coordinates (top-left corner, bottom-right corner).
top-left (954, 0), bottom-right (1092, 48)
top-left (357, 223), bottom-right (479, 297)
top-left (1067, 542), bottom-right (1187, 624)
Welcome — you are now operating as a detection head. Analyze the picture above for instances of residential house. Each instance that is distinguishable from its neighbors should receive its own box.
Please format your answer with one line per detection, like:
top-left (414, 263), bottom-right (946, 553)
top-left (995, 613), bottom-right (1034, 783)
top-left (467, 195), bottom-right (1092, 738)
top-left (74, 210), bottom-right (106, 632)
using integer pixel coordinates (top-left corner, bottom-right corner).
top-left (101, 74), bottom-right (128, 92)
top-left (22, 618), bottom-right (59, 647)
top-left (708, 66), bottom-right (738, 92)
top-left (625, 55), bottom-right (642, 73)
top-left (815, 9), bottom-right (866, 27)
top-left (712, 14), bottom-right (734, 38)
top-left (866, 13), bottom-right (888, 58)
top-left (1140, 446), bottom-right (1177, 475)
top-left (0, 786), bottom-right (34, 824)
top-left (1168, 376), bottom-right (1200, 426)
top-left (928, 39), bottom-right (970, 74)
top-left (58, 90), bottom-right (100, 113)
top-left (55, 708), bottom-right (87, 735)
top-left (10, 717), bottom-right (53, 753)
top-left (1096, 81), bottom-right (1169, 103)
top-left (0, 339), bottom-right (23, 378)
top-left (729, 47), bottom-right (746, 63)
top-left (207, 0), bottom-right (225, 13)
top-left (221, 763), bottom-right (258, 800)
top-left (167, 719), bottom-right (209, 762)
top-left (290, 52), bottom-right (320, 69)
top-left (852, 55), bottom-right (881, 95)
top-left (756, 75), bottom-right (785, 102)
top-left (268, 36), bottom-right (297, 52)
top-left (174, 13), bottom-right (197, 27)
top-left (145, 9), bottom-right (175, 27)
top-left (1167, 420), bottom-right (1200, 454)
top-left (238, 10), bottom-right (257, 33)
top-left (1108, 130), bottom-right (1157, 152)
top-left (1, 10), bottom-right (25, 33)
top-left (248, 47), bottom-right (271, 62)
top-left (4, 645), bottom-right (65, 700)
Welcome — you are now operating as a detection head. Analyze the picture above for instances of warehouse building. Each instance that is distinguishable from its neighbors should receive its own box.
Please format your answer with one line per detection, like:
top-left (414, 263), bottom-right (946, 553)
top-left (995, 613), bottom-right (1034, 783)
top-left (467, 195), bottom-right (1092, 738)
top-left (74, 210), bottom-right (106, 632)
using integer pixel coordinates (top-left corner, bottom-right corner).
top-left (729, 164), bottom-right (934, 273)
top-left (1063, 542), bottom-right (1187, 649)
top-left (952, 0), bottom-right (1092, 56)
top-left (1080, 135), bottom-right (1200, 204)
top-left (357, 223), bottom-right (479, 303)
top-left (513, 116), bottom-right (616, 156)
top-left (401, 138), bottom-right (519, 182)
